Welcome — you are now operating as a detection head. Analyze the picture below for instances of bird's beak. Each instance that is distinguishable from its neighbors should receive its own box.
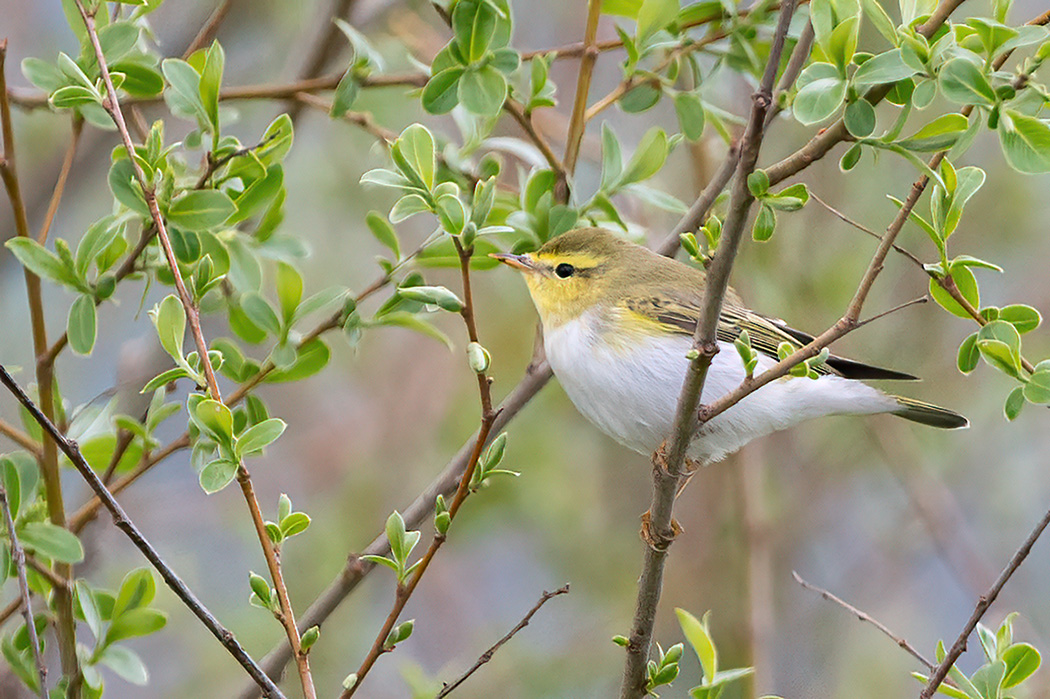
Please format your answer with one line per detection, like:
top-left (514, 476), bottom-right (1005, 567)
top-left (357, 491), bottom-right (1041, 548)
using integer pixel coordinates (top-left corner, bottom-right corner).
top-left (489, 252), bottom-right (537, 271)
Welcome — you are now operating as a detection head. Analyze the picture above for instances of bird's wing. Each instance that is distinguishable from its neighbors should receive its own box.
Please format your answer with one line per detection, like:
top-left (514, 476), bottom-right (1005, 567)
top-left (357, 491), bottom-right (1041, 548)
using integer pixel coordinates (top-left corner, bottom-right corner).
top-left (621, 295), bottom-right (917, 381)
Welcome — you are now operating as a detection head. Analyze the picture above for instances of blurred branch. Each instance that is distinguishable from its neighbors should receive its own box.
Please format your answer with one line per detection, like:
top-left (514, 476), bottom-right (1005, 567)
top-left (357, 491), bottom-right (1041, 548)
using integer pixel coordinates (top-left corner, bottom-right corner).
top-left (36, 116), bottom-right (82, 244)
top-left (793, 571), bottom-right (935, 670)
top-left (0, 38), bottom-right (80, 687)
top-left (619, 3), bottom-right (799, 695)
top-left (0, 419), bottom-right (42, 460)
top-left (340, 237), bottom-right (499, 697)
top-left (182, 0), bottom-right (235, 59)
top-left (287, 0), bottom-right (360, 121)
top-left (0, 364), bottom-right (287, 699)
top-left (809, 191), bottom-right (925, 268)
top-left (920, 502), bottom-right (1050, 698)
top-left (71, 2), bottom-right (315, 695)
top-left (562, 0), bottom-right (604, 180)
top-left (738, 445), bottom-right (773, 695)
top-left (437, 584), bottom-right (571, 697)
top-left (505, 98), bottom-right (565, 178)
top-left (294, 92), bottom-right (397, 143)
top-left (0, 484), bottom-right (47, 699)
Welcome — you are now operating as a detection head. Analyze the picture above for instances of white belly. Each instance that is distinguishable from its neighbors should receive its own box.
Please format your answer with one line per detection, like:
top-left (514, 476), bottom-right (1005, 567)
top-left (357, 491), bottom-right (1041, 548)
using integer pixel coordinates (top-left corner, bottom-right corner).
top-left (543, 313), bottom-right (895, 463)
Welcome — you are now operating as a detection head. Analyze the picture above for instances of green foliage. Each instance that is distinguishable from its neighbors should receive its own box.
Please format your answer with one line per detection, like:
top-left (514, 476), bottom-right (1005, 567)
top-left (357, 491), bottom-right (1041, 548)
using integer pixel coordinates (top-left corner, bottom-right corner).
top-left (913, 614), bottom-right (1041, 698)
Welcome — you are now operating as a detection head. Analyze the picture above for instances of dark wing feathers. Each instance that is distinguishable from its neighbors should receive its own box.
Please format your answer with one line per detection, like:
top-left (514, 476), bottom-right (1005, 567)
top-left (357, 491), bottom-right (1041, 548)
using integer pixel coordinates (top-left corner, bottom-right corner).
top-left (623, 296), bottom-right (917, 381)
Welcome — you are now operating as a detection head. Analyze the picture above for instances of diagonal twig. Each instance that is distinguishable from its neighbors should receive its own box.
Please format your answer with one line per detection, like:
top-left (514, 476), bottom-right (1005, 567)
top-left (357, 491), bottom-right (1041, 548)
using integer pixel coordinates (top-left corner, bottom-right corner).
top-left (0, 364), bottom-right (286, 699)
top-left (437, 584), bottom-right (570, 697)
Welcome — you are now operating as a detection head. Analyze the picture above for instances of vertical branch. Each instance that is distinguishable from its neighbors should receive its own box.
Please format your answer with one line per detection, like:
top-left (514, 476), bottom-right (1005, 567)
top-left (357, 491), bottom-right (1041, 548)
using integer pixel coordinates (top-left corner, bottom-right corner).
top-left (562, 0), bottom-right (603, 180)
top-left (340, 238), bottom-right (498, 697)
top-left (69, 3), bottom-right (315, 696)
top-left (0, 484), bottom-right (48, 699)
top-left (36, 116), bottom-right (82, 244)
top-left (618, 3), bottom-right (799, 696)
top-left (0, 365), bottom-right (287, 699)
top-left (0, 39), bottom-right (81, 687)
top-left (739, 444), bottom-right (773, 695)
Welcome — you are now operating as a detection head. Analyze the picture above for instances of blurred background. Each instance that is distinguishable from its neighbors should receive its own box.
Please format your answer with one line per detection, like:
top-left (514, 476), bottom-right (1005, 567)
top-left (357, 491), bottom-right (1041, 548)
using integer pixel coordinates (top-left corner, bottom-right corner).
top-left (2, 0), bottom-right (1050, 697)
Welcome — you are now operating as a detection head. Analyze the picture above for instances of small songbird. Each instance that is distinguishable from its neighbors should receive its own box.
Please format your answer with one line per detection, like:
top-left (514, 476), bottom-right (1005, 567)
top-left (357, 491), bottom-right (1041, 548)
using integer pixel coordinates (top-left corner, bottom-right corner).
top-left (493, 227), bottom-right (967, 465)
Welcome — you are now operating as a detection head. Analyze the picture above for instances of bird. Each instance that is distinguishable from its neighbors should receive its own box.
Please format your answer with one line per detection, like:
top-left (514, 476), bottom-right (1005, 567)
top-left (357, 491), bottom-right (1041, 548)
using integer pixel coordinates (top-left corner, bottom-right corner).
top-left (492, 227), bottom-right (967, 465)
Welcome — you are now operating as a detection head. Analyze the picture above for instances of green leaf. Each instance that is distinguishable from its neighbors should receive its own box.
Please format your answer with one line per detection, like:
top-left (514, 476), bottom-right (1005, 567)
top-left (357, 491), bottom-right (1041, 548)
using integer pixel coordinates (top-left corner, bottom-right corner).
top-left (422, 67), bottom-right (464, 114)
top-left (621, 128), bottom-right (669, 185)
top-left (75, 216), bottom-right (121, 276)
top-left (998, 110), bottom-right (1050, 174)
top-left (793, 66), bottom-right (846, 125)
top-left (600, 123), bottom-right (624, 190)
top-left (999, 305), bottom-right (1041, 334)
top-left (20, 522), bottom-right (84, 563)
top-left (199, 458), bottom-right (239, 494)
top-left (275, 262), bottom-right (302, 323)
top-left (458, 65), bottom-right (507, 117)
top-left (398, 285), bottom-right (465, 312)
top-left (898, 114), bottom-right (969, 152)
top-left (195, 399), bottom-right (234, 443)
top-left (938, 59), bottom-right (997, 107)
top-left (861, 0), bottom-right (899, 46)
top-left (149, 295), bottom-right (186, 365)
top-left (929, 266), bottom-right (978, 319)
top-left (676, 608), bottom-right (716, 680)
top-left (21, 58), bottom-right (65, 92)
top-left (330, 69), bottom-right (360, 118)
top-left (619, 82), bottom-right (661, 112)
top-left (75, 580), bottom-right (104, 640)
top-left (264, 338), bottom-right (331, 383)
top-left (167, 190), bottom-right (235, 231)
top-left (844, 99), bottom-right (876, 138)
top-left (1002, 643), bottom-right (1040, 688)
top-left (113, 568), bottom-right (156, 618)
top-left (104, 608), bottom-right (167, 646)
top-left (827, 17), bottom-right (859, 72)
top-left (373, 311), bottom-right (453, 349)
top-left (50, 85), bottom-right (101, 108)
top-left (970, 660), bottom-right (1006, 699)
top-left (98, 21), bottom-right (141, 64)
top-left (1004, 386), bottom-right (1025, 420)
top-left (199, 41), bottom-right (225, 130)
top-left (395, 124), bottom-right (437, 191)
top-left (957, 333), bottom-right (979, 373)
top-left (67, 295), bottom-right (97, 356)
top-left (280, 512), bottom-right (311, 538)
top-left (454, 0), bottom-right (499, 63)
top-left (98, 645), bottom-right (149, 685)
top-left (107, 157), bottom-right (150, 215)
top-left (237, 418), bottom-right (287, 456)
top-left (752, 204), bottom-right (776, 241)
top-left (674, 92), bottom-right (705, 141)
top-left (258, 114), bottom-right (294, 166)
top-left (241, 292), bottom-right (282, 336)
top-left (161, 58), bottom-right (207, 123)
top-left (1023, 370), bottom-right (1050, 404)
top-left (5, 238), bottom-right (81, 289)
top-left (637, 0), bottom-right (679, 41)
top-left (437, 194), bottom-right (467, 235)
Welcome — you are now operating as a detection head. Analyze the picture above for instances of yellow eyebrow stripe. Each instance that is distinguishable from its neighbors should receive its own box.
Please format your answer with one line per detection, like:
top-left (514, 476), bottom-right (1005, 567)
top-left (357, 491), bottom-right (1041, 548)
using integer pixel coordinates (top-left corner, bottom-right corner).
top-left (532, 251), bottom-right (604, 268)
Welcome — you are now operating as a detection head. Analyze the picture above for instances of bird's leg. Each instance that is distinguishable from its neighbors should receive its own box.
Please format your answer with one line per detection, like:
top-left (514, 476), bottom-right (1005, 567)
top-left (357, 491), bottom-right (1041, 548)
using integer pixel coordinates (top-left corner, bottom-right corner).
top-left (640, 509), bottom-right (683, 550)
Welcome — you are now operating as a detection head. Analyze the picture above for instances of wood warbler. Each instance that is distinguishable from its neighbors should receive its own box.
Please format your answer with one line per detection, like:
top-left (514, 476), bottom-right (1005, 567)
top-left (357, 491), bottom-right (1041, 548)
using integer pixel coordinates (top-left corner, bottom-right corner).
top-left (493, 227), bottom-right (967, 464)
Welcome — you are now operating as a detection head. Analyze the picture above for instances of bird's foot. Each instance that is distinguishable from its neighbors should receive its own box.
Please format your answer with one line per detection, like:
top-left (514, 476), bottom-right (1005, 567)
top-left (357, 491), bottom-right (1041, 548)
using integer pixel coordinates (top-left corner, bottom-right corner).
top-left (640, 510), bottom-right (683, 550)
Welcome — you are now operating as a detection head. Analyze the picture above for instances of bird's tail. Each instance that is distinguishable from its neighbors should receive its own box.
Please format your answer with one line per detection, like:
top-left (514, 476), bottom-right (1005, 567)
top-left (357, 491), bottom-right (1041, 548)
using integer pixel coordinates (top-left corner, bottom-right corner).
top-left (891, 396), bottom-right (969, 429)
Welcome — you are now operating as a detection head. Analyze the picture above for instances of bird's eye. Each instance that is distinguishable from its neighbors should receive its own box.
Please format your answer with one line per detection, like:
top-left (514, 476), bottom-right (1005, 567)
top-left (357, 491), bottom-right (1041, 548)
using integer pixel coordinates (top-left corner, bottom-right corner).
top-left (555, 263), bottom-right (575, 278)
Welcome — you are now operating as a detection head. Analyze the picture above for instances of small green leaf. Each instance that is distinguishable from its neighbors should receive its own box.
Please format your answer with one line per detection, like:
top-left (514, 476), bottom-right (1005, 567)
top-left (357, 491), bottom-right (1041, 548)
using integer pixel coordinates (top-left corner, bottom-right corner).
top-left (1005, 386), bottom-right (1025, 420)
top-left (637, 0), bottom-right (679, 41)
top-left (149, 294), bottom-right (186, 365)
top-left (104, 608), bottom-right (167, 646)
top-left (113, 568), bottom-right (157, 618)
top-left (844, 99), bottom-right (877, 138)
top-left (752, 204), bottom-right (776, 241)
top-left (674, 92), bottom-right (705, 141)
top-left (275, 262), bottom-right (303, 323)
top-left (167, 190), bottom-right (236, 231)
top-left (1023, 370), bottom-right (1050, 404)
top-left (898, 114), bottom-right (970, 152)
top-left (957, 333), bottom-right (979, 373)
top-left (98, 644), bottom-right (149, 685)
top-left (75, 580), bottom-right (104, 640)
top-left (280, 512), bottom-right (311, 538)
top-left (195, 399), bottom-right (234, 443)
top-left (67, 295), bottom-right (97, 356)
top-left (20, 522), bottom-right (84, 563)
top-left (199, 459), bottom-right (239, 494)
top-left (621, 128), bottom-right (669, 185)
top-left (939, 59), bottom-right (997, 107)
top-left (237, 418), bottom-right (287, 456)
top-left (398, 285), bottom-right (465, 312)
top-left (852, 49), bottom-right (915, 86)
top-left (365, 211), bottom-right (400, 258)
top-left (422, 67), bottom-right (465, 114)
top-left (998, 110), bottom-right (1050, 174)
top-left (793, 70), bottom-right (847, 124)
top-left (458, 65), bottom-right (507, 117)
top-left (5, 238), bottom-right (81, 289)
top-left (999, 305), bottom-right (1041, 334)
top-left (929, 267), bottom-right (979, 319)
top-left (1002, 643), bottom-right (1041, 688)
top-left (676, 608), bottom-right (716, 680)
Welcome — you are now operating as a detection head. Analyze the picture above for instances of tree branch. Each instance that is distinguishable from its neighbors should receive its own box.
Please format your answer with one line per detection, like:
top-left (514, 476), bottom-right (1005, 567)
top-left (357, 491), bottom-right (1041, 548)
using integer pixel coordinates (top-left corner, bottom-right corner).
top-left (0, 483), bottom-right (48, 699)
top-left (0, 364), bottom-right (286, 699)
top-left (619, 2), bottom-right (799, 696)
top-left (340, 238), bottom-right (498, 697)
top-left (562, 0), bottom-right (603, 180)
top-left (0, 418), bottom-right (42, 460)
top-left (437, 584), bottom-right (570, 697)
top-left (70, 2), bottom-right (315, 695)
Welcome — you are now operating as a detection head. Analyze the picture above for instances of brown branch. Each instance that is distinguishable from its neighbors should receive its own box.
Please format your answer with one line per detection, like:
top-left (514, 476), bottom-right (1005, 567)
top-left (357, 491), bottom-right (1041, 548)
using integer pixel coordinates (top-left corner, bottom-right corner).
top-left (437, 584), bottom-right (570, 697)
top-left (70, 2), bottom-right (315, 695)
top-left (0, 483), bottom-right (48, 698)
top-left (562, 0), bottom-right (603, 180)
top-left (36, 116), bottom-right (82, 244)
top-left (293, 92), bottom-right (397, 143)
top-left (182, 0), bottom-right (234, 59)
top-left (0, 418), bottom-right (42, 460)
top-left (809, 191), bottom-right (925, 269)
top-left (340, 238), bottom-right (498, 697)
top-left (738, 445), bottom-right (773, 695)
top-left (920, 500), bottom-right (1050, 697)
top-left (619, 3), bottom-right (799, 696)
top-left (0, 38), bottom-right (80, 687)
top-left (0, 364), bottom-right (286, 699)
top-left (793, 571), bottom-right (935, 670)
top-left (504, 98), bottom-right (566, 179)
top-left (287, 0), bottom-right (361, 121)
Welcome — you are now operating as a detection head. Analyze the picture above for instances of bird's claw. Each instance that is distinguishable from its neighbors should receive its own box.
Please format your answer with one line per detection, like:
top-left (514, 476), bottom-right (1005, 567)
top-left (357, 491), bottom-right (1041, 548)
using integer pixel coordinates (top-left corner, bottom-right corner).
top-left (640, 510), bottom-right (682, 550)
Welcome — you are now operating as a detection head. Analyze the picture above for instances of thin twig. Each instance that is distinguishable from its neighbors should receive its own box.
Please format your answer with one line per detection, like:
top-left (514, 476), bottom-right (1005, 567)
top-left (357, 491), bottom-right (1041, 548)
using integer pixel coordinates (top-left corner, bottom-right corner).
top-left (855, 295), bottom-right (928, 329)
top-left (36, 116), bottom-right (82, 244)
top-left (182, 0), bottom-right (234, 59)
top-left (919, 500), bottom-right (1050, 698)
top-left (294, 92), bottom-right (397, 143)
top-left (70, 2), bottom-right (316, 695)
top-left (437, 584), bottom-right (570, 697)
top-left (809, 191), bottom-right (925, 269)
top-left (340, 238), bottom-right (498, 697)
top-left (0, 364), bottom-right (286, 699)
top-left (0, 38), bottom-right (80, 686)
top-left (619, 3), bottom-right (799, 696)
top-left (287, 0), bottom-right (361, 121)
top-left (793, 571), bottom-right (935, 670)
top-left (505, 98), bottom-right (566, 179)
top-left (0, 484), bottom-right (48, 698)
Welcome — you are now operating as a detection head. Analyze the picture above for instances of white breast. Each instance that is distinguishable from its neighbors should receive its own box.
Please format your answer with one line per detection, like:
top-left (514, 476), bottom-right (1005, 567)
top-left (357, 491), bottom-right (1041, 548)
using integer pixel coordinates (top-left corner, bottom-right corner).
top-left (543, 311), bottom-right (897, 464)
